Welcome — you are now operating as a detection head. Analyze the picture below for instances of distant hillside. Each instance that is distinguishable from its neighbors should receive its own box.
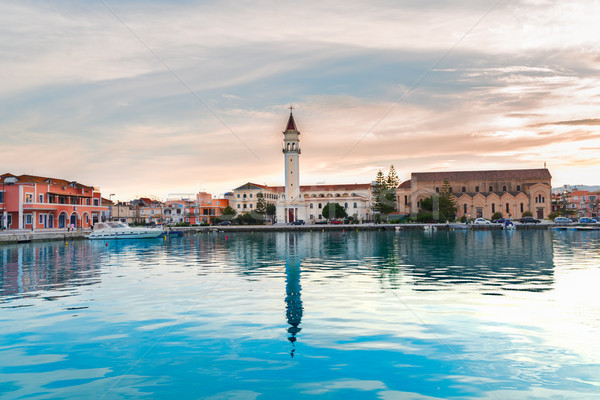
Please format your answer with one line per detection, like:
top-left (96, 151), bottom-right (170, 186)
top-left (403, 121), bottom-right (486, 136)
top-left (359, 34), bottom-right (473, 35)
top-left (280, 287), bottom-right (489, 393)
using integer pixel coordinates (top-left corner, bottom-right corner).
top-left (553, 184), bottom-right (600, 193)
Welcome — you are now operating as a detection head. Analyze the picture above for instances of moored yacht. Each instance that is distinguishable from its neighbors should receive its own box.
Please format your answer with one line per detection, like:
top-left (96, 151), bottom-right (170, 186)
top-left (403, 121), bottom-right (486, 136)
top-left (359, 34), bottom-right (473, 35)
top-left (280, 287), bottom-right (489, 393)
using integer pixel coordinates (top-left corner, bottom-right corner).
top-left (88, 222), bottom-right (164, 240)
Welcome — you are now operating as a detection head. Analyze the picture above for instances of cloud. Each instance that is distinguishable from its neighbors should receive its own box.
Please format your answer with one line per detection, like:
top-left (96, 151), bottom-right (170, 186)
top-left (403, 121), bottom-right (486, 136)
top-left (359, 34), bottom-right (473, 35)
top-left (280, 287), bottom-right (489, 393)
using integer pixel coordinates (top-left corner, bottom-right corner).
top-left (530, 118), bottom-right (600, 127)
top-left (2, 1), bottom-right (600, 199)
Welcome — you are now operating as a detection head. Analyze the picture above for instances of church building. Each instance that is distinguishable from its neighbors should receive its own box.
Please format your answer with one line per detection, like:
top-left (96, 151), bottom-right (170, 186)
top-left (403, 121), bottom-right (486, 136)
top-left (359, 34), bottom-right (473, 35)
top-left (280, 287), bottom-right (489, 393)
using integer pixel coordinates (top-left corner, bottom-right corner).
top-left (231, 110), bottom-right (373, 224)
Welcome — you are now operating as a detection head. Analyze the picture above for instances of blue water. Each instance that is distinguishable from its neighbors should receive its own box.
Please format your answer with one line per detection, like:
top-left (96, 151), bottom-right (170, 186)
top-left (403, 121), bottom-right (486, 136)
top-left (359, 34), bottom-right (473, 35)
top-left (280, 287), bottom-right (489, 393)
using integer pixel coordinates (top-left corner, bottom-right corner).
top-left (1, 230), bottom-right (599, 399)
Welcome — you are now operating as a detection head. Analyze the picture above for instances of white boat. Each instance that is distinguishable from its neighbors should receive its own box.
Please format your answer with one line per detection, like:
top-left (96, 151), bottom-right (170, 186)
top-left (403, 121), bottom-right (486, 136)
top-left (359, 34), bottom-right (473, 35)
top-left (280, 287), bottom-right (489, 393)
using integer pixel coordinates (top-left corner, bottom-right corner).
top-left (88, 222), bottom-right (164, 240)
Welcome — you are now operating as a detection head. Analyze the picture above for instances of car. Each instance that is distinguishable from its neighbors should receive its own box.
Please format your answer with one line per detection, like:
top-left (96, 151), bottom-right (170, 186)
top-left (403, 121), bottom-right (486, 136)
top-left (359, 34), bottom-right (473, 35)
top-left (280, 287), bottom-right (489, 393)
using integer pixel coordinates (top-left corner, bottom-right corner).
top-left (218, 220), bottom-right (232, 226)
top-left (519, 217), bottom-right (541, 224)
top-left (579, 217), bottom-right (598, 224)
top-left (553, 217), bottom-right (572, 224)
top-left (492, 218), bottom-right (509, 224)
top-left (473, 218), bottom-right (491, 225)
top-left (291, 219), bottom-right (305, 225)
top-left (329, 219), bottom-right (343, 224)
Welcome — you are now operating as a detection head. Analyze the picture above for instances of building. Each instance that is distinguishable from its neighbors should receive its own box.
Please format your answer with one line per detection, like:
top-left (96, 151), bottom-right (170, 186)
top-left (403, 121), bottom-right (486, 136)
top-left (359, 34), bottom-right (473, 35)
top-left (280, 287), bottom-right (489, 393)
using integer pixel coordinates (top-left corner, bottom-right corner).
top-left (560, 190), bottom-right (600, 218)
top-left (231, 110), bottom-right (373, 224)
top-left (164, 192), bottom-right (229, 225)
top-left (0, 173), bottom-right (107, 230)
top-left (396, 169), bottom-right (552, 220)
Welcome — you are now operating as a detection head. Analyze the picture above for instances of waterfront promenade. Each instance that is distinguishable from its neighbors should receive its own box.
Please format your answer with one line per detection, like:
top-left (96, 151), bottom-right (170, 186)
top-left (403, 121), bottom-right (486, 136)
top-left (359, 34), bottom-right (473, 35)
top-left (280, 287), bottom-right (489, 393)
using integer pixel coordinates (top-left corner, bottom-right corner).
top-left (0, 222), bottom-right (556, 244)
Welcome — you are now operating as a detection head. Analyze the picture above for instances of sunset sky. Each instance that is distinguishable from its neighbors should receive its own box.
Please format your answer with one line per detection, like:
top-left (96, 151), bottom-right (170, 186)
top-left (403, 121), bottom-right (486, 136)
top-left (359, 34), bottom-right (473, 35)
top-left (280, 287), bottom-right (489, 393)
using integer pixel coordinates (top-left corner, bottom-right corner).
top-left (1, 0), bottom-right (599, 201)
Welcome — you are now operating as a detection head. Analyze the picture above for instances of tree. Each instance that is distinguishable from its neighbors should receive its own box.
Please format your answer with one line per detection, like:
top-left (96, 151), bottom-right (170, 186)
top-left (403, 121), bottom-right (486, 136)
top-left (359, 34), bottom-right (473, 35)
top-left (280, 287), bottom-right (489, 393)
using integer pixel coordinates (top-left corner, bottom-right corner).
top-left (372, 167), bottom-right (396, 218)
top-left (222, 206), bottom-right (236, 216)
top-left (387, 165), bottom-right (399, 189)
top-left (491, 212), bottom-right (503, 221)
top-left (256, 192), bottom-right (267, 215)
top-left (418, 191), bottom-right (457, 222)
top-left (218, 206), bottom-right (236, 222)
top-left (266, 203), bottom-right (277, 222)
top-left (322, 202), bottom-right (347, 220)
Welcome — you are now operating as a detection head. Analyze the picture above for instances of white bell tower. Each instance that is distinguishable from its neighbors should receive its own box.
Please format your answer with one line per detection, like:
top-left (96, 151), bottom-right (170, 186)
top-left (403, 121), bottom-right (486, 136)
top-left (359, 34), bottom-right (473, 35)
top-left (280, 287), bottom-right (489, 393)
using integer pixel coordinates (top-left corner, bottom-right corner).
top-left (283, 106), bottom-right (300, 202)
top-left (277, 106), bottom-right (306, 224)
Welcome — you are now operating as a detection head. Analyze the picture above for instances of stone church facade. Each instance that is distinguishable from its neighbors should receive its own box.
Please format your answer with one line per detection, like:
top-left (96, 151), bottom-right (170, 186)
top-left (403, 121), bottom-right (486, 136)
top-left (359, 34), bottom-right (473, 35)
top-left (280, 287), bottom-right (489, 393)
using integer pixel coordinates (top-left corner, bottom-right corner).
top-left (396, 169), bottom-right (552, 220)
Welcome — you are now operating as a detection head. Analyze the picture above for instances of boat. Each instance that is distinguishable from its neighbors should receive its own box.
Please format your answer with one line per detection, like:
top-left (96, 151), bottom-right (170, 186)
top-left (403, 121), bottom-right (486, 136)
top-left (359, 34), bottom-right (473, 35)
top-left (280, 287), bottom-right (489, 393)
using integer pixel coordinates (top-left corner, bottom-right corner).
top-left (502, 220), bottom-right (516, 230)
top-left (88, 222), bottom-right (164, 240)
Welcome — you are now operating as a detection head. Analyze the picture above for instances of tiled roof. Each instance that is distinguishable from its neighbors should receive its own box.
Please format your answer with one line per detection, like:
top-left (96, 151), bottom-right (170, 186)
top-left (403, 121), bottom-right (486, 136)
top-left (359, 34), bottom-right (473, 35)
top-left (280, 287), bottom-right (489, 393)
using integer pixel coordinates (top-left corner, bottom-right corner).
top-left (285, 112), bottom-right (297, 131)
top-left (1, 173), bottom-right (94, 190)
top-left (234, 182), bottom-right (371, 193)
top-left (398, 180), bottom-right (411, 189)
top-left (412, 168), bottom-right (552, 182)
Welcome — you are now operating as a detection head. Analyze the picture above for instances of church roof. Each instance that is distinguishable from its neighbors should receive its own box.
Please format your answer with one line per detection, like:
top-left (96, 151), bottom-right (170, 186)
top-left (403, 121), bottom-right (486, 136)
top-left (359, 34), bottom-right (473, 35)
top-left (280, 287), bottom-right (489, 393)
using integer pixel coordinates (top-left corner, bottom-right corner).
top-left (285, 112), bottom-right (297, 131)
top-left (411, 168), bottom-right (551, 182)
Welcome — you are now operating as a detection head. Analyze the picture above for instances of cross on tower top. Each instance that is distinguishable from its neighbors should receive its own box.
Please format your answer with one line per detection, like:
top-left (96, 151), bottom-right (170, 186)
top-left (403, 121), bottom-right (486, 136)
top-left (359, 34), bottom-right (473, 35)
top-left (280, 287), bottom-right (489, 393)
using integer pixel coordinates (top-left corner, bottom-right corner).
top-left (289, 105), bottom-right (294, 112)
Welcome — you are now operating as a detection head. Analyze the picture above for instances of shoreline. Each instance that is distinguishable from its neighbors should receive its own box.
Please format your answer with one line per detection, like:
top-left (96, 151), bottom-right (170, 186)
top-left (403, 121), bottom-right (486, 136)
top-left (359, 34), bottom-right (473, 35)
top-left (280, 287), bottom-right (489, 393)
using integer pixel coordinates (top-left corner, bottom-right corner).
top-left (0, 223), bottom-right (563, 244)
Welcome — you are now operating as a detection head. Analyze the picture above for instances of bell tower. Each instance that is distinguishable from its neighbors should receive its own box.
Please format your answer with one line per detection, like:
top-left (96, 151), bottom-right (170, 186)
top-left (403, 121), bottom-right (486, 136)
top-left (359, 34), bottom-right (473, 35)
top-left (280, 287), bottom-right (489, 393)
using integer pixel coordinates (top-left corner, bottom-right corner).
top-left (283, 106), bottom-right (300, 203)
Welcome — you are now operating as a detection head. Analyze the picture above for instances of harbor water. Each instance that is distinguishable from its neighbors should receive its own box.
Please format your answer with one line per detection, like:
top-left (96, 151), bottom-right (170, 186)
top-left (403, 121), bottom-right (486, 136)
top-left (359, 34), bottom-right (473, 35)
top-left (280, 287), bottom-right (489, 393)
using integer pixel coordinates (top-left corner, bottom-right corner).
top-left (1, 230), bottom-right (599, 399)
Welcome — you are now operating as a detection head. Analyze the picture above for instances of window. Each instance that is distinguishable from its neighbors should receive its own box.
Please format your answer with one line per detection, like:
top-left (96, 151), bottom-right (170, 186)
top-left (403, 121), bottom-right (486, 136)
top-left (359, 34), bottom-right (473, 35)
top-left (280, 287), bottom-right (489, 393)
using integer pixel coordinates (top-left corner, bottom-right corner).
top-left (243, 204), bottom-right (247, 209)
top-left (39, 194), bottom-right (44, 203)
top-left (318, 203), bottom-right (322, 209)
top-left (506, 203), bottom-right (510, 213)
top-left (310, 203), bottom-right (313, 209)
top-left (404, 195), bottom-right (408, 205)
top-left (503, 185), bottom-right (507, 191)
top-left (475, 186), bottom-right (479, 193)
top-left (0, 192), bottom-right (3, 203)
top-left (250, 194), bottom-right (253, 198)
top-left (39, 214), bottom-right (44, 224)
top-left (250, 204), bottom-right (253, 208)
top-left (25, 193), bottom-right (33, 203)
top-left (436, 187), bottom-right (439, 193)
top-left (354, 202), bottom-right (358, 208)
top-left (516, 185), bottom-right (521, 191)
top-left (243, 194), bottom-right (247, 198)
top-left (26, 214), bottom-right (32, 224)
top-left (489, 185), bottom-right (493, 192)
top-left (462, 186), bottom-right (466, 192)
top-left (237, 194), bottom-right (240, 198)
top-left (492, 204), bottom-right (495, 213)
top-left (520, 203), bottom-right (524, 213)
top-left (93, 199), bottom-right (99, 206)
top-left (463, 204), bottom-right (467, 214)
top-left (344, 203), bottom-right (348, 208)
top-left (237, 204), bottom-right (240, 208)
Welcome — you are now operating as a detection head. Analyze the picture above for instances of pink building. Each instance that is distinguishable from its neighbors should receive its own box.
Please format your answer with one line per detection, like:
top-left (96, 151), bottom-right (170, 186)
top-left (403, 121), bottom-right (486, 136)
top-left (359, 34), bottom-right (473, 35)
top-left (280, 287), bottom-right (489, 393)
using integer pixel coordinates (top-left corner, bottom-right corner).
top-left (1, 173), bottom-right (108, 230)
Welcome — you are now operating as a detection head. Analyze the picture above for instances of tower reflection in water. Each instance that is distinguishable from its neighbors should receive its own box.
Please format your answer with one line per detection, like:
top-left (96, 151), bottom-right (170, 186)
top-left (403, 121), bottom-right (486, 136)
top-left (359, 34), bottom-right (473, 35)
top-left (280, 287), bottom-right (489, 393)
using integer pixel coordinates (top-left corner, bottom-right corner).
top-left (284, 233), bottom-right (303, 357)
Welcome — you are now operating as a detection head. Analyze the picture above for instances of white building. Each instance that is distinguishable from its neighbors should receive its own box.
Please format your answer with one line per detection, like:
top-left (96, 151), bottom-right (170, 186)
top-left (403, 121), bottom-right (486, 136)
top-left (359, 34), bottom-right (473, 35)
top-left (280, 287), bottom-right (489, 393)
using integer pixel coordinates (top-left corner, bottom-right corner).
top-left (231, 110), bottom-right (373, 224)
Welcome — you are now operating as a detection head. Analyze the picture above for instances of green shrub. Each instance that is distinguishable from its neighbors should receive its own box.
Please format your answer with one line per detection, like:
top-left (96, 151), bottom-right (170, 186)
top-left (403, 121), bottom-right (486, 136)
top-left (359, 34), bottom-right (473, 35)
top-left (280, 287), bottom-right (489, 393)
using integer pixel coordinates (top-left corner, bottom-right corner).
top-left (491, 212), bottom-right (503, 221)
top-left (548, 212), bottom-right (559, 221)
top-left (522, 211), bottom-right (533, 217)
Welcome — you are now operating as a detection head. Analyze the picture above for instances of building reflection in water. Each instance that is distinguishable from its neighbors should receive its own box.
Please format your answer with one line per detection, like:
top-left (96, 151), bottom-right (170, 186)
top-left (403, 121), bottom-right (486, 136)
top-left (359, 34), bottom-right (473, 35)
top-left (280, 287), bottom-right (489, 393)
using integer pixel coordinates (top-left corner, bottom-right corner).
top-left (283, 233), bottom-right (303, 357)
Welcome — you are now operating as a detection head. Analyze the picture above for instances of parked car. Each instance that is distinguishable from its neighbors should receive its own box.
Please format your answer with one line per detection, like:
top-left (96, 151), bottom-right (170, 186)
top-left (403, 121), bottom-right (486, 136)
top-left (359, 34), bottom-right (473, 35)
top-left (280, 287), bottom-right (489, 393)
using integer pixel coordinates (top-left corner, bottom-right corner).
top-left (519, 217), bottom-right (541, 224)
top-left (473, 218), bottom-right (491, 225)
top-left (218, 220), bottom-right (232, 226)
top-left (492, 218), bottom-right (510, 224)
top-left (553, 217), bottom-right (572, 224)
top-left (579, 217), bottom-right (598, 224)
top-left (329, 219), bottom-right (343, 224)
top-left (291, 219), bottom-right (305, 225)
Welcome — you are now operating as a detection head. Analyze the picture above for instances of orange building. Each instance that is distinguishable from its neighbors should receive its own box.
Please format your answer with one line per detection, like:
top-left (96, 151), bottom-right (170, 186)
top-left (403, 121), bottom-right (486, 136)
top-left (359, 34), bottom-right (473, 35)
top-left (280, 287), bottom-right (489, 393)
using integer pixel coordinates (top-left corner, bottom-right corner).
top-left (1, 173), bottom-right (108, 230)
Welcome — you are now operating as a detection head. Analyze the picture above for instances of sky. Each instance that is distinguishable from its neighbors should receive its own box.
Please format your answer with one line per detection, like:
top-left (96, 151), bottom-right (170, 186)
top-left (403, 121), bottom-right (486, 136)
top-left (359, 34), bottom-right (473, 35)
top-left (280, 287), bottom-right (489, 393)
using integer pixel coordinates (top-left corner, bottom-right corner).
top-left (1, 0), bottom-right (599, 201)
